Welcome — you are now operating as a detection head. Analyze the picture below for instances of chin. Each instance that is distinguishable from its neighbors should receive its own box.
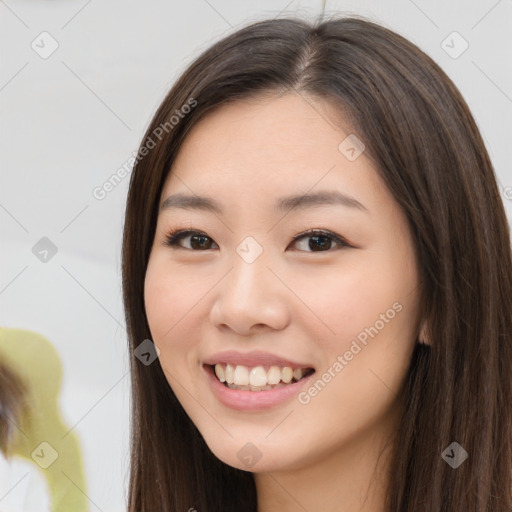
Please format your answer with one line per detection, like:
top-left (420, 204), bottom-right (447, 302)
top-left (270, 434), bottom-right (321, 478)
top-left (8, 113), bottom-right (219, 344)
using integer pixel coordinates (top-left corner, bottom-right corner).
top-left (199, 433), bottom-right (302, 473)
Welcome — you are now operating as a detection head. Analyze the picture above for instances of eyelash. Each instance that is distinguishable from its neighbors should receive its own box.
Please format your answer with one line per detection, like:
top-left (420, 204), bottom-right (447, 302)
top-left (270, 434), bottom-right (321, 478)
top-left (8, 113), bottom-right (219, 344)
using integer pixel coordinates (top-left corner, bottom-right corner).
top-left (162, 228), bottom-right (351, 252)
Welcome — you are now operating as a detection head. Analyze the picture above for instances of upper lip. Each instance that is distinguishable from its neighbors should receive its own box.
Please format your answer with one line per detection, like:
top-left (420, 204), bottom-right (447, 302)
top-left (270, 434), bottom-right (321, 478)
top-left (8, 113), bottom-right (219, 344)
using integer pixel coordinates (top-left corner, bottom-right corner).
top-left (203, 350), bottom-right (315, 369)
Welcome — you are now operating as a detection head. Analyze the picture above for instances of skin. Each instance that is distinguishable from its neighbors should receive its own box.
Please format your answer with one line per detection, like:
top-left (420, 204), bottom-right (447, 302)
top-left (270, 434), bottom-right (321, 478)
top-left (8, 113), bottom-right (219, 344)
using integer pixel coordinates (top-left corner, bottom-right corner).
top-left (144, 92), bottom-right (423, 512)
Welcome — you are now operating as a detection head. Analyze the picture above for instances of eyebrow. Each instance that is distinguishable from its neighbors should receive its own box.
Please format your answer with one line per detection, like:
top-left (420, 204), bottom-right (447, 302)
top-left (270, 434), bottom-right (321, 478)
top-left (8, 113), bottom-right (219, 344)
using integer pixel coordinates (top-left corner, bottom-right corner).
top-left (160, 190), bottom-right (368, 215)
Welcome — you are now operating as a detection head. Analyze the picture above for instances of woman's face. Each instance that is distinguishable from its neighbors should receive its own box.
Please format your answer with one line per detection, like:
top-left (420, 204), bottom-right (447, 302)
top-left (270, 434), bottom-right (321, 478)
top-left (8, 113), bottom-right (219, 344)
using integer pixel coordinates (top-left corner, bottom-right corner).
top-left (144, 92), bottom-right (422, 473)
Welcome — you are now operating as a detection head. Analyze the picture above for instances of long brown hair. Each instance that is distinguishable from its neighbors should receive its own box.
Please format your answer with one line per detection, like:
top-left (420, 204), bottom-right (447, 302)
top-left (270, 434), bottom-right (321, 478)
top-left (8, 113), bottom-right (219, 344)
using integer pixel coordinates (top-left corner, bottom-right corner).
top-left (122, 15), bottom-right (512, 511)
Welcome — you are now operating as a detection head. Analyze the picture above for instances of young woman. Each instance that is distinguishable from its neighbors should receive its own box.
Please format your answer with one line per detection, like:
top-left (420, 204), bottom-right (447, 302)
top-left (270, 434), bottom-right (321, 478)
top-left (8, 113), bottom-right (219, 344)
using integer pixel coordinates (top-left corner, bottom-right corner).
top-left (121, 15), bottom-right (512, 512)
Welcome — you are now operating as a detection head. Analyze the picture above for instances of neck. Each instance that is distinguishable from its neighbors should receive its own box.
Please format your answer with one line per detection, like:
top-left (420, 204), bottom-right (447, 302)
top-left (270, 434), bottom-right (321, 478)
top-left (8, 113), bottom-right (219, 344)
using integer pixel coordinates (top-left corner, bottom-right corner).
top-left (254, 402), bottom-right (400, 512)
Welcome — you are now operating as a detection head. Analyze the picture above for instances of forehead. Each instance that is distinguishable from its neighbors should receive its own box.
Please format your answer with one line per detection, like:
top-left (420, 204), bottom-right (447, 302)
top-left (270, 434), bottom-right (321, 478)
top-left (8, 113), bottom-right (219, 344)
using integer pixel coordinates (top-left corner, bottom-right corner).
top-left (173, 93), bottom-right (350, 170)
top-left (160, 92), bottom-right (393, 216)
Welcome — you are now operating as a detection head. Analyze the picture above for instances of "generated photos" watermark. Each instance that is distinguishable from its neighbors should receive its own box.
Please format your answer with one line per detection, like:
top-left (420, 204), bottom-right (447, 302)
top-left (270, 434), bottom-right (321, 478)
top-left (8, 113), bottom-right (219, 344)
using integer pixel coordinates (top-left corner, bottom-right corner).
top-left (298, 301), bottom-right (403, 405)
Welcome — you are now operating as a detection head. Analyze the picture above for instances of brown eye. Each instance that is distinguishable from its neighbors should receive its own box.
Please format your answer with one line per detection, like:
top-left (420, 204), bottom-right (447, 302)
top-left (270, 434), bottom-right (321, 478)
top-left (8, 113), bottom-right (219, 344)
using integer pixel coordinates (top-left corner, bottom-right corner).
top-left (289, 230), bottom-right (349, 252)
top-left (164, 230), bottom-right (218, 250)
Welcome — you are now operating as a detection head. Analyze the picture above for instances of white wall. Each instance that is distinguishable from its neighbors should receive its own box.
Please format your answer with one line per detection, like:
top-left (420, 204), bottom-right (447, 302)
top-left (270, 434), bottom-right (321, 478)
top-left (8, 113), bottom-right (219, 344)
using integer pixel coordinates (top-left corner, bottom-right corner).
top-left (1, 0), bottom-right (510, 510)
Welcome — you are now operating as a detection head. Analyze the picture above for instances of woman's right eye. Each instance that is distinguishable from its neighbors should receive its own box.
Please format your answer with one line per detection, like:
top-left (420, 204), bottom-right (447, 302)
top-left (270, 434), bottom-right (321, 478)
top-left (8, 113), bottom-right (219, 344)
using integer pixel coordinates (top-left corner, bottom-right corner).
top-left (164, 230), bottom-right (218, 251)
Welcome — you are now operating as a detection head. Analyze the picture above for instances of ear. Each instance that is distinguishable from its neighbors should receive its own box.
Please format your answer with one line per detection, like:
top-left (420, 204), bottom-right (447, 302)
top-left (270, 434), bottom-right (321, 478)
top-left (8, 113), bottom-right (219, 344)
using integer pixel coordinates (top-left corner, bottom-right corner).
top-left (418, 321), bottom-right (430, 346)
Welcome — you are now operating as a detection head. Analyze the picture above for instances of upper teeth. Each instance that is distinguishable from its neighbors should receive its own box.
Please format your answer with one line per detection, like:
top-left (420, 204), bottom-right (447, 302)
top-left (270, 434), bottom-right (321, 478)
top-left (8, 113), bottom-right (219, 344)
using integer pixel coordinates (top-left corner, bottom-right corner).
top-left (214, 363), bottom-right (307, 386)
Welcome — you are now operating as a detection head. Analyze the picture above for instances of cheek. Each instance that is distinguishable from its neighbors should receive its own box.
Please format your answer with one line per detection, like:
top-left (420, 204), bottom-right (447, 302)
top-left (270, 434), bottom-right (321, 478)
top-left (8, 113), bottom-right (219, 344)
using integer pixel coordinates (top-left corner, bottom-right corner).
top-left (144, 260), bottom-right (194, 360)
top-left (144, 257), bottom-right (215, 380)
top-left (299, 253), bottom-right (419, 361)
top-left (143, 263), bottom-right (199, 406)
top-left (144, 257), bottom-right (198, 337)
top-left (144, 265), bottom-right (173, 340)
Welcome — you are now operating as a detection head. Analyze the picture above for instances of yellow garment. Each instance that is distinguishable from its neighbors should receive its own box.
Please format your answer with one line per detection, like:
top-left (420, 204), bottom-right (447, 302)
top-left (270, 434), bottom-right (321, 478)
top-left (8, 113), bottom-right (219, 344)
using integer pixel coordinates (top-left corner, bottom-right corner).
top-left (0, 327), bottom-right (88, 511)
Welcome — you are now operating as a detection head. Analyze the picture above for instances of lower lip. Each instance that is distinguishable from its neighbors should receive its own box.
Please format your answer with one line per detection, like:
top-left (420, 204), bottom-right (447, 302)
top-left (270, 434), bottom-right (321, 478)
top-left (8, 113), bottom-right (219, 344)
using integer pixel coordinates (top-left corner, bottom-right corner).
top-left (203, 364), bottom-right (315, 411)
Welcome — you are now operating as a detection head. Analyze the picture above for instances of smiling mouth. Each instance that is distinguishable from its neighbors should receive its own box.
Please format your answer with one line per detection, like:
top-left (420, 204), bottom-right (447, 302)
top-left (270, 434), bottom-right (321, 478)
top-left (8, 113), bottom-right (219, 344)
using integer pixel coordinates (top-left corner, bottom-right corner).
top-left (208, 363), bottom-right (315, 391)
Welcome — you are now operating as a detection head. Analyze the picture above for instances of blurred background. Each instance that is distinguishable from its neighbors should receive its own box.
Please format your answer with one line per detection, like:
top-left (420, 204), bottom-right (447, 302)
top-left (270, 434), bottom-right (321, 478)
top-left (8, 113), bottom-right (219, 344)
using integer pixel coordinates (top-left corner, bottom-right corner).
top-left (1, 0), bottom-right (511, 510)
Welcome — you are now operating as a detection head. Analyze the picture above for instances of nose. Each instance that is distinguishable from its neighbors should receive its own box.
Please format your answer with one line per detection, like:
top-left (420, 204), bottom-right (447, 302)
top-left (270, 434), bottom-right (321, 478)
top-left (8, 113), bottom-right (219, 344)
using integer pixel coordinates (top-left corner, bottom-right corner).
top-left (209, 248), bottom-right (290, 335)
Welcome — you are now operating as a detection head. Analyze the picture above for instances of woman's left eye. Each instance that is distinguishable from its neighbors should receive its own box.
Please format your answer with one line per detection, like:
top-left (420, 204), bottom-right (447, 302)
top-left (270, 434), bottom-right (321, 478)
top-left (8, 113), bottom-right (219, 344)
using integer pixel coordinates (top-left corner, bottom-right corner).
top-left (163, 229), bottom-right (350, 252)
top-left (290, 230), bottom-right (350, 252)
